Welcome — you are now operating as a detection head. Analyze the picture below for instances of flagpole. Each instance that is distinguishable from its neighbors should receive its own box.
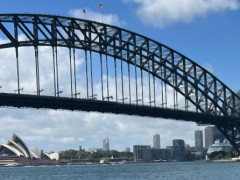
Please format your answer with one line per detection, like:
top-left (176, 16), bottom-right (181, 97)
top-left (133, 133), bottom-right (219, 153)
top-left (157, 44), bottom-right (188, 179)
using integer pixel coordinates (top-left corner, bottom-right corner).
top-left (83, 9), bottom-right (86, 20)
top-left (98, 4), bottom-right (103, 23)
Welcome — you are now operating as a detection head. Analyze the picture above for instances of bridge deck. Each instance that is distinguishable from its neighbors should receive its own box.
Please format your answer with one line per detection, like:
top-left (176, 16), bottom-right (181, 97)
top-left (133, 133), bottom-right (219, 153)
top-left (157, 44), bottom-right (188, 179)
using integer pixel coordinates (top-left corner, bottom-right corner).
top-left (0, 93), bottom-right (238, 125)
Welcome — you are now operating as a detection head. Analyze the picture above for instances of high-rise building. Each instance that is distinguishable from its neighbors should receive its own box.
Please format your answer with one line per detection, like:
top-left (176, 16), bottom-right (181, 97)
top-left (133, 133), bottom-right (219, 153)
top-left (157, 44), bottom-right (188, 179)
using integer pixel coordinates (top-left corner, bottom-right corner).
top-left (133, 145), bottom-right (151, 162)
top-left (166, 146), bottom-right (174, 159)
top-left (153, 134), bottom-right (160, 149)
top-left (205, 126), bottom-right (224, 149)
top-left (195, 129), bottom-right (203, 152)
top-left (205, 127), bottom-right (214, 149)
top-left (173, 139), bottom-right (185, 161)
top-left (151, 148), bottom-right (171, 160)
top-left (102, 137), bottom-right (109, 151)
top-left (123, 147), bottom-right (130, 152)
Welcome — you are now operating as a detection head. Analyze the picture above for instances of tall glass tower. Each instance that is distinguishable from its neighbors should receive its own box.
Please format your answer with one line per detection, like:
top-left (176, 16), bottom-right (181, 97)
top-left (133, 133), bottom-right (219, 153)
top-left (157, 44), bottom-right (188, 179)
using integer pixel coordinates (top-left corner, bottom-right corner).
top-left (153, 134), bottom-right (160, 149)
top-left (195, 129), bottom-right (203, 152)
top-left (102, 137), bottom-right (109, 151)
top-left (173, 139), bottom-right (185, 161)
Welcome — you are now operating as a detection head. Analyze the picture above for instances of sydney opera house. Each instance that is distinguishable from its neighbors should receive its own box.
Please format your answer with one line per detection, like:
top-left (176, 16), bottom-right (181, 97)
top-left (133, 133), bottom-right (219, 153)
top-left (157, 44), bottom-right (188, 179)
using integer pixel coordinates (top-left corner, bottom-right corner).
top-left (0, 134), bottom-right (59, 166)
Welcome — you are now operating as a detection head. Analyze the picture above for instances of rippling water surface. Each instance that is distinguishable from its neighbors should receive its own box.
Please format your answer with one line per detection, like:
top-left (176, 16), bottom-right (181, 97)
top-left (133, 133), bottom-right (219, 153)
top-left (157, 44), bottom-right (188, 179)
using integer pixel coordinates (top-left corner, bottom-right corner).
top-left (0, 161), bottom-right (240, 180)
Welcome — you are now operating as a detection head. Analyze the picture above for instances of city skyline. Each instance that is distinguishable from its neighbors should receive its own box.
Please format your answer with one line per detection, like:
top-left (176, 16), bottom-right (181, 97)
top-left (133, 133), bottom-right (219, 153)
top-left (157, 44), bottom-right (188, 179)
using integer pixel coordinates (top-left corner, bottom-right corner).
top-left (70, 129), bottom-right (216, 152)
top-left (0, 127), bottom-right (225, 154)
top-left (83, 127), bottom-right (225, 153)
top-left (0, 0), bottom-right (239, 152)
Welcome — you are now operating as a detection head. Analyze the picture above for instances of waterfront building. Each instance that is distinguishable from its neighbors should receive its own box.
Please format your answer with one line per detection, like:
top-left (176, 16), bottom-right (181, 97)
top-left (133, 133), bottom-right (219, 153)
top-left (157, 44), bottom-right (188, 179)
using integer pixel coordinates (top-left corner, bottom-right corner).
top-left (166, 146), bottom-right (174, 159)
top-left (133, 145), bottom-right (151, 162)
top-left (205, 126), bottom-right (224, 149)
top-left (207, 139), bottom-right (232, 154)
top-left (195, 130), bottom-right (203, 152)
top-left (0, 134), bottom-right (58, 160)
top-left (123, 147), bottom-right (130, 152)
top-left (102, 137), bottom-right (109, 151)
top-left (185, 144), bottom-right (190, 150)
top-left (191, 151), bottom-right (203, 160)
top-left (173, 139), bottom-right (185, 161)
top-left (153, 134), bottom-right (160, 149)
top-left (151, 148), bottom-right (171, 160)
top-left (29, 147), bottom-right (40, 157)
top-left (185, 149), bottom-right (195, 161)
top-left (0, 134), bottom-right (35, 159)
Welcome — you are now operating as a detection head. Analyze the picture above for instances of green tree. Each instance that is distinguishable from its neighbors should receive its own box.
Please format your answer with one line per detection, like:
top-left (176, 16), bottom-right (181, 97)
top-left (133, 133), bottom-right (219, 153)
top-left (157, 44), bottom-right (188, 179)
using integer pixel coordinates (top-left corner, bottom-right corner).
top-left (59, 149), bottom-right (78, 159)
top-left (77, 150), bottom-right (89, 159)
top-left (59, 149), bottom-right (134, 161)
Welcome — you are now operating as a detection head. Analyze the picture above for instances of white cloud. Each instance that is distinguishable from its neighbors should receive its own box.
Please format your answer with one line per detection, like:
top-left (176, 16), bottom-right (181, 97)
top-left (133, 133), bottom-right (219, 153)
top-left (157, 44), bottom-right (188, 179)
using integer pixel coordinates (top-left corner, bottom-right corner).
top-left (60, 137), bottom-right (76, 144)
top-left (69, 8), bottom-right (122, 26)
top-left (123, 0), bottom-right (239, 28)
top-left (78, 138), bottom-right (85, 142)
top-left (202, 62), bottom-right (214, 73)
top-left (22, 136), bottom-right (46, 142)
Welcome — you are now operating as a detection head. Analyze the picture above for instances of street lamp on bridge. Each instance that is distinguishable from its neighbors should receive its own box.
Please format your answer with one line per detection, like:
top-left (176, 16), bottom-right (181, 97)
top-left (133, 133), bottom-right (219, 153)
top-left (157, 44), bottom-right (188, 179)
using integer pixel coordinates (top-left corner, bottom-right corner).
top-left (54, 90), bottom-right (63, 97)
top-left (147, 100), bottom-right (155, 107)
top-left (119, 97), bottom-right (128, 103)
top-left (73, 92), bottom-right (81, 98)
top-left (104, 96), bottom-right (113, 101)
top-left (34, 89), bottom-right (44, 95)
top-left (14, 88), bottom-right (23, 94)
top-left (89, 94), bottom-right (97, 100)
top-left (133, 99), bottom-right (142, 105)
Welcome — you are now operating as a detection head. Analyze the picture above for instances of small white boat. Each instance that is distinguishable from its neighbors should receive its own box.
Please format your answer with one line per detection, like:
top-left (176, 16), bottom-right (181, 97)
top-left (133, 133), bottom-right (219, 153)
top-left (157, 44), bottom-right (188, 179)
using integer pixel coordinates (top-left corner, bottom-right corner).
top-left (99, 159), bottom-right (111, 165)
top-left (4, 162), bottom-right (23, 167)
top-left (119, 160), bottom-right (128, 164)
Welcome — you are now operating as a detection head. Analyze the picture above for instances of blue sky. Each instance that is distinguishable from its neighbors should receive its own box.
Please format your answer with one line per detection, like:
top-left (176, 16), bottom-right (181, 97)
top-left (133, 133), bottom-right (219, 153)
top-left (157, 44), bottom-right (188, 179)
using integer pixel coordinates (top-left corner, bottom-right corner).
top-left (0, 0), bottom-right (239, 152)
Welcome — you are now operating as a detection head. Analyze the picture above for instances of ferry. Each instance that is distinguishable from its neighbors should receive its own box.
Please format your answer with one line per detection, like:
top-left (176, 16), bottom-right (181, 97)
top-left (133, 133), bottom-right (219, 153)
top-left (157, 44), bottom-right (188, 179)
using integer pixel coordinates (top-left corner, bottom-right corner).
top-left (99, 159), bottom-right (111, 165)
top-left (4, 162), bottom-right (23, 167)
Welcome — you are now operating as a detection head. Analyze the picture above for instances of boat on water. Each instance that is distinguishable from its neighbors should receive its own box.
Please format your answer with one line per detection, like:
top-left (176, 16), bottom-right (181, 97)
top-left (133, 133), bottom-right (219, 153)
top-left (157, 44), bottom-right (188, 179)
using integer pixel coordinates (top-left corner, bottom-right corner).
top-left (4, 163), bottom-right (23, 167)
top-left (99, 159), bottom-right (111, 165)
top-left (119, 160), bottom-right (129, 164)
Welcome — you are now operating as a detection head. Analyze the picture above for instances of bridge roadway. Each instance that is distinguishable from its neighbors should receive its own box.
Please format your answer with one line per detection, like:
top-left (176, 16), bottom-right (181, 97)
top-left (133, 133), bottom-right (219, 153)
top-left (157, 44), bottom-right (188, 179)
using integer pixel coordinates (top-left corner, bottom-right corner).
top-left (0, 93), bottom-right (239, 126)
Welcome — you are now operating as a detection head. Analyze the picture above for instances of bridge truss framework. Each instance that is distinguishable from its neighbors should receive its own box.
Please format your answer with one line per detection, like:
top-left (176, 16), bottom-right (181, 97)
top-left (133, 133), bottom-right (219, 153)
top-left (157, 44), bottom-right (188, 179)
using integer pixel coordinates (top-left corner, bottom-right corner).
top-left (0, 14), bottom-right (239, 153)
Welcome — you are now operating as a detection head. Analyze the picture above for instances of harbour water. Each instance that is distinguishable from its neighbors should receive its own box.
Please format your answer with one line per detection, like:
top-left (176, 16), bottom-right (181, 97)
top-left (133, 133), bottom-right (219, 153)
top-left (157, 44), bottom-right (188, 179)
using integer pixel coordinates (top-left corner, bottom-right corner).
top-left (0, 161), bottom-right (240, 180)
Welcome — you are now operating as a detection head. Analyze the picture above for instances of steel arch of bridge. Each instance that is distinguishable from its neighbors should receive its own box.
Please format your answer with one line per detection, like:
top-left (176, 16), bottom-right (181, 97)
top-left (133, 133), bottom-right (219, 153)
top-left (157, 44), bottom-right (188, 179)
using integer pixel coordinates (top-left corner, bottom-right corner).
top-left (0, 14), bottom-right (240, 152)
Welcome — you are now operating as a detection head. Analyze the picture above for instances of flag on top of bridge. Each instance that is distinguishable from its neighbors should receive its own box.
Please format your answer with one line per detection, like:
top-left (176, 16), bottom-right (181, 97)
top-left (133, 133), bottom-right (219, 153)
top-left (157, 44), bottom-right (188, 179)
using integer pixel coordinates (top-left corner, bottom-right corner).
top-left (98, 4), bottom-right (102, 9)
top-left (83, 9), bottom-right (86, 19)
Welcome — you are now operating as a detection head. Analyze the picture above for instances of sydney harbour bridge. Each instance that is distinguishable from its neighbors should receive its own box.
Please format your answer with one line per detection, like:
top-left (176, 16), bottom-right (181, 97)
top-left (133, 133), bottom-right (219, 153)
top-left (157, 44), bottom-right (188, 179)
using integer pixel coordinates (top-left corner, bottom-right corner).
top-left (0, 14), bottom-right (239, 152)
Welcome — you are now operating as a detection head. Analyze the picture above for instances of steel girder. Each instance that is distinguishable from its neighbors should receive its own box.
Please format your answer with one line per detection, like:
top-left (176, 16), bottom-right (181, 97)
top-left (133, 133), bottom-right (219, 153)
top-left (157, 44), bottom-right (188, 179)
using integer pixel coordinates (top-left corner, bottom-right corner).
top-left (0, 14), bottom-right (239, 117)
top-left (0, 14), bottom-right (240, 152)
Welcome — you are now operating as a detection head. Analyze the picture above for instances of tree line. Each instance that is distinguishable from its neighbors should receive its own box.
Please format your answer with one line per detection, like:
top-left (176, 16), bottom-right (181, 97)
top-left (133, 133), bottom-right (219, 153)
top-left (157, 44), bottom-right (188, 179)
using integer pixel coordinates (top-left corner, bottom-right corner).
top-left (59, 149), bottom-right (134, 161)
